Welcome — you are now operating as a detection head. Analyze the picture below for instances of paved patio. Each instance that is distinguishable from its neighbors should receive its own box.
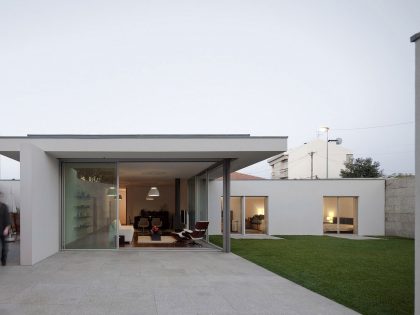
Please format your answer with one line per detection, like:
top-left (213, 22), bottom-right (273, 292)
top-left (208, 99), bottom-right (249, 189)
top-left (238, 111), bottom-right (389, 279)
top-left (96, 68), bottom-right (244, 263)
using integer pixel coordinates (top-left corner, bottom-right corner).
top-left (0, 251), bottom-right (358, 315)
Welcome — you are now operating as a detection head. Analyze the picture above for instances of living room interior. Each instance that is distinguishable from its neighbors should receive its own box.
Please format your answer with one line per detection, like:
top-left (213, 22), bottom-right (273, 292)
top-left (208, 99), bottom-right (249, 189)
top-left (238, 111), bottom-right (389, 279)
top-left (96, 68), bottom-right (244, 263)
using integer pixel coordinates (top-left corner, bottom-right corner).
top-left (117, 161), bottom-right (213, 248)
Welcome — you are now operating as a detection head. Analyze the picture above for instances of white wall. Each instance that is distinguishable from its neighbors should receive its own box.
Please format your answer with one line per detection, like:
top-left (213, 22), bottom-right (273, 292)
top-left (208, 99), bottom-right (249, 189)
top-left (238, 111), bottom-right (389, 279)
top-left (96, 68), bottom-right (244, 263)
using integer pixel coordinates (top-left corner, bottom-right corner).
top-left (20, 143), bottom-right (59, 265)
top-left (126, 184), bottom-right (175, 220)
top-left (208, 179), bottom-right (385, 236)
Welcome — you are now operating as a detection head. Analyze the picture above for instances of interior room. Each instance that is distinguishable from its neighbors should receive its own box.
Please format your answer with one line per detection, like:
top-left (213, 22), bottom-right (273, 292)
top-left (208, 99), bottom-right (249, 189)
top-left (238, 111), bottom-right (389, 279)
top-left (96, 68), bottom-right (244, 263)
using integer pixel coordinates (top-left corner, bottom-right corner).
top-left (220, 196), bottom-right (267, 235)
top-left (323, 196), bottom-right (358, 234)
top-left (245, 197), bottom-right (266, 234)
top-left (117, 162), bottom-right (213, 248)
top-left (221, 196), bottom-right (242, 234)
top-left (62, 161), bottom-right (214, 249)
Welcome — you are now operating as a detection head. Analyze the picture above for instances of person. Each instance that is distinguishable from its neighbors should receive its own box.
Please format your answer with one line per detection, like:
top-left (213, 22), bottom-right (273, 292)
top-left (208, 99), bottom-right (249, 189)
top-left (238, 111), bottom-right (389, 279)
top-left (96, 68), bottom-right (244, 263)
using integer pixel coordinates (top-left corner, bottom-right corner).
top-left (0, 201), bottom-right (11, 266)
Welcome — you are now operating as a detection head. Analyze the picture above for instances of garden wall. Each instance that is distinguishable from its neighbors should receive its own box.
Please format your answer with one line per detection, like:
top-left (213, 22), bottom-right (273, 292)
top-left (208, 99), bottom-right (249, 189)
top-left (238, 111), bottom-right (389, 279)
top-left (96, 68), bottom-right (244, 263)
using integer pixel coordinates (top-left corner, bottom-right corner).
top-left (385, 177), bottom-right (415, 238)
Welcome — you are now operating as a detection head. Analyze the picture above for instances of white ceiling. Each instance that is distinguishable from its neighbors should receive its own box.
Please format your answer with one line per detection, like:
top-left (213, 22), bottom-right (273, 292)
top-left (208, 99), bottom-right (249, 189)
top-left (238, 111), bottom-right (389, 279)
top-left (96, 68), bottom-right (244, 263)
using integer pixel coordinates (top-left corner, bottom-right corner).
top-left (118, 162), bottom-right (214, 185)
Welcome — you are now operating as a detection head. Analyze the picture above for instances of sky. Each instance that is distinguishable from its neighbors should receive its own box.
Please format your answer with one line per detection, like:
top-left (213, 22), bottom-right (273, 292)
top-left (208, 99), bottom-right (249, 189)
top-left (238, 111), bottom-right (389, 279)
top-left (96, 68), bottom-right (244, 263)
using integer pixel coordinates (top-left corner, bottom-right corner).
top-left (0, 0), bottom-right (419, 179)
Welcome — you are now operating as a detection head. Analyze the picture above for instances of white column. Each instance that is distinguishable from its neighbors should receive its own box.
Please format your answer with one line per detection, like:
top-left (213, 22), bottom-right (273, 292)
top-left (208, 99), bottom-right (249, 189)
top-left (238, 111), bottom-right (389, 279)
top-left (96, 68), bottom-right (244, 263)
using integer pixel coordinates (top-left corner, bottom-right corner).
top-left (222, 159), bottom-right (231, 253)
top-left (20, 143), bottom-right (60, 265)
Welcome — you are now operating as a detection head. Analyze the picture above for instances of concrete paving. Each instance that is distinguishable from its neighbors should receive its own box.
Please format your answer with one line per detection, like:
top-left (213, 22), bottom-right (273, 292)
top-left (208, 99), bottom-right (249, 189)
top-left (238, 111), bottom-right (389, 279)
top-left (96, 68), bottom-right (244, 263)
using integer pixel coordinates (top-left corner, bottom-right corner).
top-left (0, 251), bottom-right (359, 315)
top-left (230, 234), bottom-right (282, 240)
top-left (326, 234), bottom-right (382, 240)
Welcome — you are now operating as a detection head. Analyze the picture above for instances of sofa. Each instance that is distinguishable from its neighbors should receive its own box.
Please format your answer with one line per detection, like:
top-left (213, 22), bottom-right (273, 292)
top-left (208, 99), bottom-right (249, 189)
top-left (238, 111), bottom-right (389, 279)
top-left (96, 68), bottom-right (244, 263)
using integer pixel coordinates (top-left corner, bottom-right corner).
top-left (118, 221), bottom-right (134, 243)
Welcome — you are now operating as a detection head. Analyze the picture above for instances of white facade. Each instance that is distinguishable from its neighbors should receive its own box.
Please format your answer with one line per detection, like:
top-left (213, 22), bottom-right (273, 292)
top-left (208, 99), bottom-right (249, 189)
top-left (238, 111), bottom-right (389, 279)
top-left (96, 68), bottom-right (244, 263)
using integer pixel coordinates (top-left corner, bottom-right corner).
top-left (0, 134), bottom-right (287, 265)
top-left (268, 139), bottom-right (353, 179)
top-left (208, 179), bottom-right (385, 236)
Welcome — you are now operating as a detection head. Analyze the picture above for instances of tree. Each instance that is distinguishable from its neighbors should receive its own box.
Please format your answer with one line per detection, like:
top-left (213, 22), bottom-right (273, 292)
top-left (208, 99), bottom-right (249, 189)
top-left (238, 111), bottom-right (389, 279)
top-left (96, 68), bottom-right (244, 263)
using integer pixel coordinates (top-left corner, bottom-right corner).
top-left (340, 157), bottom-right (383, 178)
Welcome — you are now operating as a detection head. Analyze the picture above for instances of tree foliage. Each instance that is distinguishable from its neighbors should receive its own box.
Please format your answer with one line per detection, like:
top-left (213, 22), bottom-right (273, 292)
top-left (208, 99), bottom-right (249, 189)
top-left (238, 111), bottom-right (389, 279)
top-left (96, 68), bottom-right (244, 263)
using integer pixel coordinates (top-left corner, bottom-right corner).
top-left (340, 157), bottom-right (383, 178)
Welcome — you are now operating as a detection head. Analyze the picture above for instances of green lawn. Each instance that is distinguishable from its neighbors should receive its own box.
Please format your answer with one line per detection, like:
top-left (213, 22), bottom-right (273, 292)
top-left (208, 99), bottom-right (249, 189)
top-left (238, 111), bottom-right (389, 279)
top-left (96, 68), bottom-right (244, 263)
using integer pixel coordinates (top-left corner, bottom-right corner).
top-left (209, 235), bottom-right (413, 315)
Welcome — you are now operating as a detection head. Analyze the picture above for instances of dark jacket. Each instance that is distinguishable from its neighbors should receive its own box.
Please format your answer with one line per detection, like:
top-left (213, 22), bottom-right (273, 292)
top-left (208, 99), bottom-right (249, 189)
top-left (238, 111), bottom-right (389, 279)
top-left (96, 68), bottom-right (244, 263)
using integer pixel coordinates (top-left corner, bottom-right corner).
top-left (0, 203), bottom-right (11, 231)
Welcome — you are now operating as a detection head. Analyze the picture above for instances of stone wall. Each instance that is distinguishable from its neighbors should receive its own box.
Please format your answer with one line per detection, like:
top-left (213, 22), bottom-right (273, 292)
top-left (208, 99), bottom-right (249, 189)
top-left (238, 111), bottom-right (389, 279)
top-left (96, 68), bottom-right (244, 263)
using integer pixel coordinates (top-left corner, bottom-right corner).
top-left (385, 177), bottom-right (415, 238)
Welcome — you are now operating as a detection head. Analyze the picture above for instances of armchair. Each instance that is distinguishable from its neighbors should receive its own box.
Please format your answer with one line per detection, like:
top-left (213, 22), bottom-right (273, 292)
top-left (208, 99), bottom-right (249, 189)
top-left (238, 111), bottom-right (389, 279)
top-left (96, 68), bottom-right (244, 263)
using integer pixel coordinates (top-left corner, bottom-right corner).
top-left (172, 221), bottom-right (209, 246)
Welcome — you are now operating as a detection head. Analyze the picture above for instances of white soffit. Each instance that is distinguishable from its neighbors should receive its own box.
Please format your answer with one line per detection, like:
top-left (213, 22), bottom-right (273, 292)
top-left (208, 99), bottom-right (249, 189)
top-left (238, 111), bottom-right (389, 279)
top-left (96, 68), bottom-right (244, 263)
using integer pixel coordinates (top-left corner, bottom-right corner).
top-left (119, 162), bottom-right (214, 180)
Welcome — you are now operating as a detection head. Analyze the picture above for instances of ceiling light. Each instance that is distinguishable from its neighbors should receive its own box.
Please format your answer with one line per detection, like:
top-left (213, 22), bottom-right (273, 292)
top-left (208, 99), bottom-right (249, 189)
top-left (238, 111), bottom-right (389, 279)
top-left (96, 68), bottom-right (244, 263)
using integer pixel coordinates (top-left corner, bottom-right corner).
top-left (106, 187), bottom-right (117, 196)
top-left (148, 186), bottom-right (160, 197)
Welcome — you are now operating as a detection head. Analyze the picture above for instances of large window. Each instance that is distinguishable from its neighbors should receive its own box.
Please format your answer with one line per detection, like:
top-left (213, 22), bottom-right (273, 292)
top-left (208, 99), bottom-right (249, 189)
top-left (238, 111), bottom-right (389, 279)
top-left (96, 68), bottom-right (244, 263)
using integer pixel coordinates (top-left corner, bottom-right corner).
top-left (220, 196), bottom-right (267, 235)
top-left (323, 196), bottom-right (358, 234)
top-left (63, 163), bottom-right (117, 249)
top-left (220, 196), bottom-right (242, 234)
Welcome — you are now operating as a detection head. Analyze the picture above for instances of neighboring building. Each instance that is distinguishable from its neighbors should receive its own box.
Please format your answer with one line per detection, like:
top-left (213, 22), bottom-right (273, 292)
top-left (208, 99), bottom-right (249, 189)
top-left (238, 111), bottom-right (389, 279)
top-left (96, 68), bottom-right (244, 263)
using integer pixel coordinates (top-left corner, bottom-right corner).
top-left (268, 139), bottom-right (353, 179)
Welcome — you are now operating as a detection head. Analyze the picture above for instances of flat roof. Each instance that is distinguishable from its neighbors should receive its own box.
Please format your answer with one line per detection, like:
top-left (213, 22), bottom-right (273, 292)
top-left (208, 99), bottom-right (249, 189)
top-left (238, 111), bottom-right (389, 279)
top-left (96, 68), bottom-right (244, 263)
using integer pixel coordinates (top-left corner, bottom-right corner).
top-left (0, 134), bottom-right (287, 140)
top-left (0, 134), bottom-right (288, 175)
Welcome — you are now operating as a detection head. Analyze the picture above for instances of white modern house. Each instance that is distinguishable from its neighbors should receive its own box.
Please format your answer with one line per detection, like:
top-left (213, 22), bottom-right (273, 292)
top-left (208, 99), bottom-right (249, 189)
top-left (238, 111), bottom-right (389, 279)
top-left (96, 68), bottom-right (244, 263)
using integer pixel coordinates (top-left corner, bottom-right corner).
top-left (0, 134), bottom-right (286, 265)
top-left (268, 139), bottom-right (353, 179)
top-left (0, 134), bottom-right (385, 266)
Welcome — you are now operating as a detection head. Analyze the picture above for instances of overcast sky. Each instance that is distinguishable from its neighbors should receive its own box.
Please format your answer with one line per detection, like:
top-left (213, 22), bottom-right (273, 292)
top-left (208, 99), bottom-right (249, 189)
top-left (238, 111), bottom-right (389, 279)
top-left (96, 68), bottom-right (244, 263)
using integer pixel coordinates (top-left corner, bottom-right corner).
top-left (0, 0), bottom-right (419, 179)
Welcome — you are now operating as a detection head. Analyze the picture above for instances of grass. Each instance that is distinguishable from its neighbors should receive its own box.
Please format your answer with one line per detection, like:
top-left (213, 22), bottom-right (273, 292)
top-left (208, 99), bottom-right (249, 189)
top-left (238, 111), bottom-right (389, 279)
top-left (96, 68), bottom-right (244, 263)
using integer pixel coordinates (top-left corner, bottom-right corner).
top-left (209, 235), bottom-right (413, 315)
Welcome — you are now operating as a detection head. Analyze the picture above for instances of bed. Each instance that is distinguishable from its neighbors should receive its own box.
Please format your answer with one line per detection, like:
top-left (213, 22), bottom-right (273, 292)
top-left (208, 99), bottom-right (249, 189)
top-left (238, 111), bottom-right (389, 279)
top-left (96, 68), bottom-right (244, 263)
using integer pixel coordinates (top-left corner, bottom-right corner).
top-left (323, 217), bottom-right (354, 233)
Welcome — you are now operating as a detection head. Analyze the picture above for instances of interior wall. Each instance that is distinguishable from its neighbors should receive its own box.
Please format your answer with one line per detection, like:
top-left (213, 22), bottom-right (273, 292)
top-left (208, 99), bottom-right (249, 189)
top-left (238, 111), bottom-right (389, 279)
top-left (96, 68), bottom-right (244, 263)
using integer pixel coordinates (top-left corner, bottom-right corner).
top-left (231, 197), bottom-right (241, 233)
top-left (126, 184), bottom-right (175, 221)
top-left (220, 196), bottom-right (242, 233)
top-left (180, 179), bottom-right (188, 210)
top-left (323, 197), bottom-right (337, 219)
top-left (119, 188), bottom-right (127, 224)
top-left (245, 197), bottom-right (265, 219)
top-left (339, 197), bottom-right (354, 218)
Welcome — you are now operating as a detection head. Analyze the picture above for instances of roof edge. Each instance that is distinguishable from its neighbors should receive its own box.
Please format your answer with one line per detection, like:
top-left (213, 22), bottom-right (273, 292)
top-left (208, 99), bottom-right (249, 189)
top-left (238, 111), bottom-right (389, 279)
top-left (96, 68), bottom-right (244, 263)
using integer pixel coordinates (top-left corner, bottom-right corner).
top-left (0, 134), bottom-right (288, 140)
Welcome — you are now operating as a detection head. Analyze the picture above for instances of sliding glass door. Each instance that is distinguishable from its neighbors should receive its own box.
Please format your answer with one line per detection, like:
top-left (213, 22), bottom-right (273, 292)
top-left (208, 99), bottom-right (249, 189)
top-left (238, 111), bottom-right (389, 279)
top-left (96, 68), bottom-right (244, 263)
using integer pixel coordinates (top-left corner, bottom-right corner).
top-left (63, 162), bottom-right (118, 249)
top-left (323, 196), bottom-right (358, 234)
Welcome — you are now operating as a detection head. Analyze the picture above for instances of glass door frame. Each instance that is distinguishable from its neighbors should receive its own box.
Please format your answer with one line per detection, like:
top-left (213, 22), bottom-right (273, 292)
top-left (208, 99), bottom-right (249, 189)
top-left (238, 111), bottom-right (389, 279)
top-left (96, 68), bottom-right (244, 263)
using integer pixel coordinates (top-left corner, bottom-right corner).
top-left (61, 159), bottom-right (218, 251)
top-left (60, 160), bottom-right (120, 250)
top-left (323, 196), bottom-right (359, 235)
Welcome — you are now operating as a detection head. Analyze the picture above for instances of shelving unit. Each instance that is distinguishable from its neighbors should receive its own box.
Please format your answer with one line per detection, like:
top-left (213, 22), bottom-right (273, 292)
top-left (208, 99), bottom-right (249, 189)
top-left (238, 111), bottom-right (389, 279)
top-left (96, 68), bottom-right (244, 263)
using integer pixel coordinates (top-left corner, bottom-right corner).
top-left (73, 191), bottom-right (93, 232)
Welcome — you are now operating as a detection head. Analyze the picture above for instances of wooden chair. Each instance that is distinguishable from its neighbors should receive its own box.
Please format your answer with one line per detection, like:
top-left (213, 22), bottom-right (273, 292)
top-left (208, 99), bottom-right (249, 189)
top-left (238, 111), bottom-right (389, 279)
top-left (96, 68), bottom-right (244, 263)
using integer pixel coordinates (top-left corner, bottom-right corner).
top-left (138, 217), bottom-right (149, 234)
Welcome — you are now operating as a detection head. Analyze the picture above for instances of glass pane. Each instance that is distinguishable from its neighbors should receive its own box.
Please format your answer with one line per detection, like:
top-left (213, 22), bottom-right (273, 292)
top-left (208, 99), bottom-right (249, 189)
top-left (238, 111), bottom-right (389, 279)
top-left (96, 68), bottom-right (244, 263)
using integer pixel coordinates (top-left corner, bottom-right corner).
top-left (207, 164), bottom-right (223, 248)
top-left (197, 173), bottom-right (208, 222)
top-left (323, 197), bottom-right (338, 233)
top-left (63, 162), bottom-right (117, 249)
top-left (187, 177), bottom-right (196, 230)
top-left (220, 196), bottom-right (242, 234)
top-left (245, 197), bottom-right (266, 234)
top-left (338, 197), bottom-right (356, 234)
